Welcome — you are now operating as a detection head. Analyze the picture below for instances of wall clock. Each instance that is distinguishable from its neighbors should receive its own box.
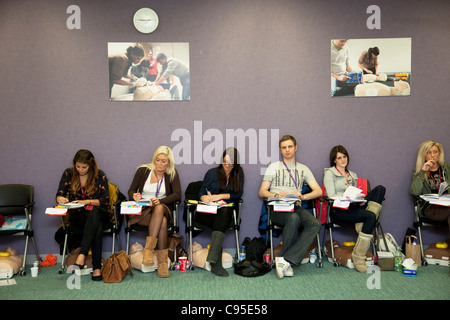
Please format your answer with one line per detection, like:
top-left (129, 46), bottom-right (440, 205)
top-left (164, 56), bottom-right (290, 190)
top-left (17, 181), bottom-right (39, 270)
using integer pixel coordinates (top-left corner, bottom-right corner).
top-left (133, 8), bottom-right (159, 34)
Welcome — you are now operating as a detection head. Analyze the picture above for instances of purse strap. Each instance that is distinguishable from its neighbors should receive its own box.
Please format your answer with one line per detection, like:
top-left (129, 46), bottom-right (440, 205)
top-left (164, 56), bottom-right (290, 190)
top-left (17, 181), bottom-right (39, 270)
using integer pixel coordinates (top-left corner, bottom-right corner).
top-left (116, 250), bottom-right (133, 275)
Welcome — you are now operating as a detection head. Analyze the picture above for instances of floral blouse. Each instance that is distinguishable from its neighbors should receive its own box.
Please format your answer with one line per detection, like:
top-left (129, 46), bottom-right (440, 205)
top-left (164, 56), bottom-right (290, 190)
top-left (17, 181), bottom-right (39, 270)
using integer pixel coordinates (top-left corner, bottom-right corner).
top-left (56, 168), bottom-right (109, 207)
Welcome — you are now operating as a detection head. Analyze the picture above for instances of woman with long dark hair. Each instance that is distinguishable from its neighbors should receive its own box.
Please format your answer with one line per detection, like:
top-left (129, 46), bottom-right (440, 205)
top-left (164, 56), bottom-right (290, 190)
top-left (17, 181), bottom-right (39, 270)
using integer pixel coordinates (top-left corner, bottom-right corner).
top-left (358, 46), bottom-right (380, 75)
top-left (56, 149), bottom-right (109, 281)
top-left (197, 147), bottom-right (245, 276)
top-left (323, 145), bottom-right (386, 273)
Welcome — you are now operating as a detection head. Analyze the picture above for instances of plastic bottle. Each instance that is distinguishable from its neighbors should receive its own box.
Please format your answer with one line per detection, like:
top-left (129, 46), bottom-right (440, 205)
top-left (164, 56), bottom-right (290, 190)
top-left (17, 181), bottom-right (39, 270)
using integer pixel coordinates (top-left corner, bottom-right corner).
top-left (394, 247), bottom-right (403, 273)
top-left (239, 245), bottom-right (246, 261)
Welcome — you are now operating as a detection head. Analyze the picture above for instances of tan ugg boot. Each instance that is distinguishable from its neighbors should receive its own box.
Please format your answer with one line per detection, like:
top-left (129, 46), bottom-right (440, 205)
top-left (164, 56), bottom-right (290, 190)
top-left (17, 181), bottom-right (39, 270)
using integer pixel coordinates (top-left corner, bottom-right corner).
top-left (351, 232), bottom-right (373, 273)
top-left (355, 201), bottom-right (382, 233)
top-left (156, 249), bottom-right (170, 278)
top-left (143, 236), bottom-right (158, 266)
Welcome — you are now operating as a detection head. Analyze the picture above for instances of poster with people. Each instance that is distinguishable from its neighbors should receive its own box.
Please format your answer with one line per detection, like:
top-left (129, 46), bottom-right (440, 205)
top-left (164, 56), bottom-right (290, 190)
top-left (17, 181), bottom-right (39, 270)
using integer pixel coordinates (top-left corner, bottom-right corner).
top-left (108, 42), bottom-right (190, 101)
top-left (331, 38), bottom-right (411, 97)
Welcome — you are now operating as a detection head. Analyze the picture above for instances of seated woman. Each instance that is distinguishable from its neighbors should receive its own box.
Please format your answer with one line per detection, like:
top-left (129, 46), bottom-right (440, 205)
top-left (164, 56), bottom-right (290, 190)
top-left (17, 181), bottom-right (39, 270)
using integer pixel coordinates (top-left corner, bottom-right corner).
top-left (410, 140), bottom-right (449, 227)
top-left (56, 149), bottom-right (109, 281)
top-left (197, 147), bottom-right (245, 277)
top-left (323, 145), bottom-right (386, 273)
top-left (127, 146), bottom-right (181, 278)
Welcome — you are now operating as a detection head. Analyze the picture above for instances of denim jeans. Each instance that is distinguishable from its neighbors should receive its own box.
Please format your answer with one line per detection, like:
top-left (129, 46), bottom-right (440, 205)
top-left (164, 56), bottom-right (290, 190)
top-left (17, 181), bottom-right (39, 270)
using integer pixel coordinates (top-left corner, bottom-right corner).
top-left (271, 205), bottom-right (321, 266)
top-left (331, 185), bottom-right (386, 234)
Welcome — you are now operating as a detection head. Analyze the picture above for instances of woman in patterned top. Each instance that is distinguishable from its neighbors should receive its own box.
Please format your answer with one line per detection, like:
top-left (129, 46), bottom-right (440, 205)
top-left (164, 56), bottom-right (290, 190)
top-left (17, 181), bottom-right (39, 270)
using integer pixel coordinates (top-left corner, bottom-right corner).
top-left (56, 149), bottom-right (109, 281)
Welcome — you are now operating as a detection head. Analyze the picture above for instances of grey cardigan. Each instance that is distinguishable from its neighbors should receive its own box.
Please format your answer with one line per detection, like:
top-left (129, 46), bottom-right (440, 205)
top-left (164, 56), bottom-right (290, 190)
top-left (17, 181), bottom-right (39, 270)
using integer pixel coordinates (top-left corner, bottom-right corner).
top-left (323, 166), bottom-right (358, 198)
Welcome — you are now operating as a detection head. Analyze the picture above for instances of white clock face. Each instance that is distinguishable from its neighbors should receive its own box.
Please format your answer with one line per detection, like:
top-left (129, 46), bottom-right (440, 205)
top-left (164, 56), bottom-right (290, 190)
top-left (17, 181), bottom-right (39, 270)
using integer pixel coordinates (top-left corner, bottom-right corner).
top-left (133, 8), bottom-right (159, 34)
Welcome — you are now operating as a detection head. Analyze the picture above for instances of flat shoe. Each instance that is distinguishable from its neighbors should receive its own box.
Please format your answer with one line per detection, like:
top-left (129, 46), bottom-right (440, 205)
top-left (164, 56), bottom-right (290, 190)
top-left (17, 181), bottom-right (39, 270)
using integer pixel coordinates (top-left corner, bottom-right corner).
top-left (91, 272), bottom-right (102, 281)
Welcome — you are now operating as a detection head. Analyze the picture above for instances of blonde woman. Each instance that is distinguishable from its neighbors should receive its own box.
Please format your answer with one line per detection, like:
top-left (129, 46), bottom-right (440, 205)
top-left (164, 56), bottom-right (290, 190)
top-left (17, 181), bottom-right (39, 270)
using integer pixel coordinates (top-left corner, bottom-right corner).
top-left (127, 146), bottom-right (181, 277)
top-left (411, 141), bottom-right (449, 226)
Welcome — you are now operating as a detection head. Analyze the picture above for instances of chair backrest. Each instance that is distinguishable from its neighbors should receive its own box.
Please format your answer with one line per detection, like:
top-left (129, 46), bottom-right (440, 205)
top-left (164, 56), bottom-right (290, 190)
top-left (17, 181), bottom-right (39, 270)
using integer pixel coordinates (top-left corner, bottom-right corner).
top-left (0, 184), bottom-right (34, 216)
top-left (107, 182), bottom-right (125, 228)
top-left (184, 180), bottom-right (203, 201)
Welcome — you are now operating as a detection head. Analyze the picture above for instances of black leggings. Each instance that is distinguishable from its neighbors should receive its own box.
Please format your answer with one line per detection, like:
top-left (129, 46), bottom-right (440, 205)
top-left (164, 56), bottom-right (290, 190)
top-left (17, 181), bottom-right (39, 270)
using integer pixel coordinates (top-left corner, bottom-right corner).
top-left (69, 207), bottom-right (108, 270)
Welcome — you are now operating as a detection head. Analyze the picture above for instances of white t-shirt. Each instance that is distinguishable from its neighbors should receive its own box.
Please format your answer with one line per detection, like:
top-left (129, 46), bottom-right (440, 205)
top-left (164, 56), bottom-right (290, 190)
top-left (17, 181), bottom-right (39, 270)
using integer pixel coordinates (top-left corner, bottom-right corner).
top-left (263, 161), bottom-right (316, 194)
top-left (141, 170), bottom-right (166, 199)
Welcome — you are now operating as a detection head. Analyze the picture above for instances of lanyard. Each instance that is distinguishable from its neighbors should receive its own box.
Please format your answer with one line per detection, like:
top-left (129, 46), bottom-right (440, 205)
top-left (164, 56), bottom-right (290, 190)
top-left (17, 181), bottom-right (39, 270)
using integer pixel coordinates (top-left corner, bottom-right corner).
top-left (283, 161), bottom-right (298, 189)
top-left (80, 185), bottom-right (87, 199)
top-left (428, 167), bottom-right (441, 190)
top-left (154, 171), bottom-right (164, 198)
top-left (335, 166), bottom-right (354, 186)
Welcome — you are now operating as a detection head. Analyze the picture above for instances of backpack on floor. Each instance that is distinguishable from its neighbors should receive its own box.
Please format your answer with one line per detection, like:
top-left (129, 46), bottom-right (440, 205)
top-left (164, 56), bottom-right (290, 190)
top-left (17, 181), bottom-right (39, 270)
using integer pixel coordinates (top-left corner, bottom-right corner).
top-left (234, 237), bottom-right (271, 277)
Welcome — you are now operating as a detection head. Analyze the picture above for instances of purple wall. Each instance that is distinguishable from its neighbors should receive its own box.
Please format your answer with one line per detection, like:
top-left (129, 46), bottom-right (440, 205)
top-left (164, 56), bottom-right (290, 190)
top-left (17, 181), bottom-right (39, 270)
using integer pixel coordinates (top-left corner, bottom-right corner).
top-left (0, 0), bottom-right (448, 255)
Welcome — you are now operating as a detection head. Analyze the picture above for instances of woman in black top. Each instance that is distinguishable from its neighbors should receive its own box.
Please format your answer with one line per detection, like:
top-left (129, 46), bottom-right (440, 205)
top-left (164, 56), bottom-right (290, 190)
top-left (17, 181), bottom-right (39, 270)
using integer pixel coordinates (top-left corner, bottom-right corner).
top-left (197, 147), bottom-right (244, 277)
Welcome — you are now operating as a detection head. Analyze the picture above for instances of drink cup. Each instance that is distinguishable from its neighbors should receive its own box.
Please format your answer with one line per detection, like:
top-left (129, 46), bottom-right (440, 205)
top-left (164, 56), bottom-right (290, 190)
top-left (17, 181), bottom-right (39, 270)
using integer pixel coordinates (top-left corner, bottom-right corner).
top-left (179, 257), bottom-right (187, 272)
top-left (31, 266), bottom-right (39, 277)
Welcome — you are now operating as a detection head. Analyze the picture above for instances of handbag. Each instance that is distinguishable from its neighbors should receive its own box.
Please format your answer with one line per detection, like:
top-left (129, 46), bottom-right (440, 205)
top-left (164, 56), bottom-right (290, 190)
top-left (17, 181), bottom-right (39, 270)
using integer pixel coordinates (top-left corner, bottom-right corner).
top-left (102, 250), bottom-right (133, 283)
top-left (405, 235), bottom-right (421, 267)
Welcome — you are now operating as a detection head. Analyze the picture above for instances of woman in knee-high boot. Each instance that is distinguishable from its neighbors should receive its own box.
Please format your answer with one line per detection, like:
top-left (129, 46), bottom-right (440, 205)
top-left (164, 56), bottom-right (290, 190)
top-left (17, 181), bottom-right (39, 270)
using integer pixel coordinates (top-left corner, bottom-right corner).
top-left (323, 145), bottom-right (386, 273)
top-left (128, 146), bottom-right (181, 278)
top-left (197, 148), bottom-right (245, 277)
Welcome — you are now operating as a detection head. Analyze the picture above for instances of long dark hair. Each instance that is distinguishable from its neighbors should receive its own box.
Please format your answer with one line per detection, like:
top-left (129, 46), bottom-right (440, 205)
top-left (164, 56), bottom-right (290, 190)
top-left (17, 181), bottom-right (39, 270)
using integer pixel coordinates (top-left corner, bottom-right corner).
top-left (70, 149), bottom-right (99, 196)
top-left (368, 47), bottom-right (380, 59)
top-left (329, 145), bottom-right (350, 169)
top-left (217, 147), bottom-right (241, 193)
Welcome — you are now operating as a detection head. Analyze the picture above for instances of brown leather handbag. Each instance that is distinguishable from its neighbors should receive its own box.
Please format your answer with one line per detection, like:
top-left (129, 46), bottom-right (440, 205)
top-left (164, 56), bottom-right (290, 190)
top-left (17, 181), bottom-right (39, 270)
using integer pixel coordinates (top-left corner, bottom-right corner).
top-left (102, 250), bottom-right (133, 283)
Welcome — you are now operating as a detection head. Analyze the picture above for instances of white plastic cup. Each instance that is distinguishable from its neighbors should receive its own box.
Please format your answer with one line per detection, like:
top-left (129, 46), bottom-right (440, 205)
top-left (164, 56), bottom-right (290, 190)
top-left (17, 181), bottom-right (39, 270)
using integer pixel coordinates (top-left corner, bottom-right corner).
top-left (179, 257), bottom-right (187, 272)
top-left (31, 266), bottom-right (39, 277)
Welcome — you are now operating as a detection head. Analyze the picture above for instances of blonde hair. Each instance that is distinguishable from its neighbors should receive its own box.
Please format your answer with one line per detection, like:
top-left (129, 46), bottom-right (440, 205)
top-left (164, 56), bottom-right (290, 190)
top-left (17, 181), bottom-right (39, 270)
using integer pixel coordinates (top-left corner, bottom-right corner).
top-left (139, 146), bottom-right (176, 181)
top-left (414, 140), bottom-right (445, 177)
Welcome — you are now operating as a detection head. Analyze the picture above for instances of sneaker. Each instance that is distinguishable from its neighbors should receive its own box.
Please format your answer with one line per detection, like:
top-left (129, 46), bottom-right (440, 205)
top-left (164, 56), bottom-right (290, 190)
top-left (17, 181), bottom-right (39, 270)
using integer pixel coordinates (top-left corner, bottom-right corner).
top-left (275, 257), bottom-right (292, 279)
top-left (285, 264), bottom-right (294, 277)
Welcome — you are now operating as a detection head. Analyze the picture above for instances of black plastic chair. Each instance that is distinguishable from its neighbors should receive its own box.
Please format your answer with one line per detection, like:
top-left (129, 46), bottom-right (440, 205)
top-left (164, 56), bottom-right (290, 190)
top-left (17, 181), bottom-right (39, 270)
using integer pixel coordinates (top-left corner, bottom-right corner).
top-left (412, 196), bottom-right (448, 266)
top-left (320, 179), bottom-right (388, 267)
top-left (56, 182), bottom-right (125, 274)
top-left (183, 180), bottom-right (242, 270)
top-left (0, 184), bottom-right (40, 276)
top-left (125, 201), bottom-right (180, 269)
top-left (264, 183), bottom-right (323, 268)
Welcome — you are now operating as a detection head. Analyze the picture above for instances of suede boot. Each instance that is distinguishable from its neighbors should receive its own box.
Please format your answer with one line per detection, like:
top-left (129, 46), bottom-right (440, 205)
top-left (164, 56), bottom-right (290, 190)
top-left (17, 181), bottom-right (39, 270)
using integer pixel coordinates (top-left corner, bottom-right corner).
top-left (143, 236), bottom-right (158, 266)
top-left (355, 201), bottom-right (382, 233)
top-left (207, 231), bottom-right (229, 277)
top-left (155, 249), bottom-right (170, 278)
top-left (351, 232), bottom-right (373, 273)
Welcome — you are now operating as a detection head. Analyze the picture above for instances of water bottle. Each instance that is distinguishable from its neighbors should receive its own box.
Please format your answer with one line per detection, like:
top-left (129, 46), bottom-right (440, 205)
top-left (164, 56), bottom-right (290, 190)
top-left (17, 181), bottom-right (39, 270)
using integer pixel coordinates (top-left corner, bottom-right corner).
top-left (239, 245), bottom-right (246, 261)
top-left (394, 247), bottom-right (403, 273)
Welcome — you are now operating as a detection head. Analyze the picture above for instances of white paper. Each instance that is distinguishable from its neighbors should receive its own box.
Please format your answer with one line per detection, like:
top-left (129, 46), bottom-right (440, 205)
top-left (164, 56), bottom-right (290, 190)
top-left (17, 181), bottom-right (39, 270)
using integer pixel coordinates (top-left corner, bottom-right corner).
top-left (45, 207), bottom-right (68, 215)
top-left (196, 204), bottom-right (217, 214)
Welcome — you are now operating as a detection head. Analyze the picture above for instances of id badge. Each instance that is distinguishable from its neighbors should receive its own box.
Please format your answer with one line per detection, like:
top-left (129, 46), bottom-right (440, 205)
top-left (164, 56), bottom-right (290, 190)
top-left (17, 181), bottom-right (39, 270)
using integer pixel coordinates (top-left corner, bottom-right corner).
top-left (85, 205), bottom-right (94, 211)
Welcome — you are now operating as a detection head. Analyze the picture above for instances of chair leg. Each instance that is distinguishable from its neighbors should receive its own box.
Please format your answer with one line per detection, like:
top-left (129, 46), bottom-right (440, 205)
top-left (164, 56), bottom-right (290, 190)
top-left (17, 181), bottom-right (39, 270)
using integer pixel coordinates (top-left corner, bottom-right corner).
top-left (315, 232), bottom-right (323, 267)
top-left (188, 209), bottom-right (194, 269)
top-left (233, 209), bottom-right (240, 261)
top-left (126, 230), bottom-right (130, 255)
top-left (21, 235), bottom-right (29, 275)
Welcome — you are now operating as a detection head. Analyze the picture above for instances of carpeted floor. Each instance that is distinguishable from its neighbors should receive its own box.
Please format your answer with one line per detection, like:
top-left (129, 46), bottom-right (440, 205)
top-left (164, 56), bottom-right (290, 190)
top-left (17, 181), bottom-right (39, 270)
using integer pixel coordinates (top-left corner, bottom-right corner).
top-left (2, 259), bottom-right (449, 301)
